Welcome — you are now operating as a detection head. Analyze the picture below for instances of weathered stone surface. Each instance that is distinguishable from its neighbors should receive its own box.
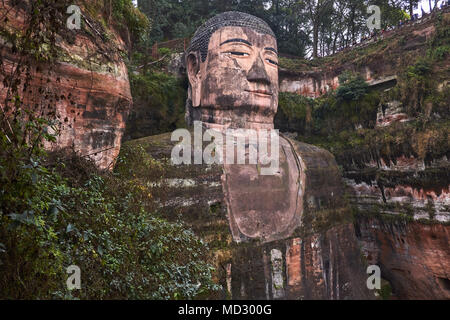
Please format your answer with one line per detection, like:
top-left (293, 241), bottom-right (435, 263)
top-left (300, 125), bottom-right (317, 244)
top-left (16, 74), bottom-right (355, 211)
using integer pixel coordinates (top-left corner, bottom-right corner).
top-left (376, 100), bottom-right (411, 127)
top-left (229, 224), bottom-right (374, 300)
top-left (0, 1), bottom-right (132, 170)
top-left (278, 10), bottom-right (442, 98)
top-left (280, 73), bottom-right (339, 98)
top-left (138, 11), bottom-right (374, 299)
top-left (186, 14), bottom-right (279, 129)
top-left (344, 157), bottom-right (450, 222)
top-left (131, 131), bottom-right (373, 299)
top-left (167, 53), bottom-right (186, 78)
top-left (356, 218), bottom-right (450, 299)
top-left (127, 11), bottom-right (449, 300)
top-left (222, 135), bottom-right (304, 243)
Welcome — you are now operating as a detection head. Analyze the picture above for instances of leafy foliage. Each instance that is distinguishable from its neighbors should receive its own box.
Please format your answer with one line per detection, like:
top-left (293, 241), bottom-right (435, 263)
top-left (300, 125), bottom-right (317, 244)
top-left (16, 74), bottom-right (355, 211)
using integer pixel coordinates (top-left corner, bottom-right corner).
top-left (336, 72), bottom-right (369, 101)
top-left (83, 0), bottom-right (150, 45)
top-left (275, 93), bottom-right (313, 134)
top-left (111, 0), bottom-right (150, 42)
top-left (276, 74), bottom-right (378, 136)
top-left (0, 0), bottom-right (218, 300)
top-left (125, 50), bottom-right (188, 139)
top-left (406, 58), bottom-right (432, 78)
top-left (137, 0), bottom-right (416, 58)
top-left (0, 149), bottom-right (219, 299)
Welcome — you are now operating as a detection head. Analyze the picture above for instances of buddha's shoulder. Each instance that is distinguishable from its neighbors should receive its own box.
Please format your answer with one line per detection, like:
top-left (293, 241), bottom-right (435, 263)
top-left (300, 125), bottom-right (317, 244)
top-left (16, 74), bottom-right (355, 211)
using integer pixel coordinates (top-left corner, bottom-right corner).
top-left (281, 135), bottom-right (344, 201)
top-left (128, 132), bottom-right (186, 159)
top-left (280, 135), bottom-right (338, 169)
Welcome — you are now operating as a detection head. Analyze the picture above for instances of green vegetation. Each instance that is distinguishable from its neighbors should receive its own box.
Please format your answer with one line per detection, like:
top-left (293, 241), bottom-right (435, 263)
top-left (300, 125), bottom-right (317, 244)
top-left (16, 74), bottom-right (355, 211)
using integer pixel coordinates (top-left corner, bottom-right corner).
top-left (276, 94), bottom-right (314, 134)
top-left (378, 280), bottom-right (393, 300)
top-left (112, 0), bottom-right (149, 39)
top-left (83, 0), bottom-right (149, 43)
top-left (277, 16), bottom-right (449, 227)
top-left (335, 72), bottom-right (369, 101)
top-left (0, 0), bottom-right (217, 300)
top-left (276, 73), bottom-right (380, 138)
top-left (277, 15), bottom-right (450, 169)
top-left (0, 143), bottom-right (219, 299)
top-left (125, 50), bottom-right (188, 139)
top-left (137, 0), bottom-right (414, 58)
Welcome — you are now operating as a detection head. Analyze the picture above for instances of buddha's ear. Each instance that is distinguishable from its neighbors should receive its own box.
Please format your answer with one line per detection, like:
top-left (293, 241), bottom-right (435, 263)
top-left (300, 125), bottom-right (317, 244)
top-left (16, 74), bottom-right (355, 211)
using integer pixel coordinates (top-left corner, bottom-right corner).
top-left (186, 51), bottom-right (202, 107)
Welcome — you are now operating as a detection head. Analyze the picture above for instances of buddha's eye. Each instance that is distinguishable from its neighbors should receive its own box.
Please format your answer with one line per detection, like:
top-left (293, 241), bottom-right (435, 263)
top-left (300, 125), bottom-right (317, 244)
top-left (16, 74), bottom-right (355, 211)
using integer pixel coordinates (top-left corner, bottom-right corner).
top-left (266, 58), bottom-right (278, 66)
top-left (227, 51), bottom-right (249, 57)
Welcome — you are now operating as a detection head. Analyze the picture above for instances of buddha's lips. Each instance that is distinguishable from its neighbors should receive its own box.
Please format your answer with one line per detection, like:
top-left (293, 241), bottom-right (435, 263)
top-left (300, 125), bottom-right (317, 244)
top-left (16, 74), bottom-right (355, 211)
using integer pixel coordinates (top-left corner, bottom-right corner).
top-left (245, 89), bottom-right (273, 96)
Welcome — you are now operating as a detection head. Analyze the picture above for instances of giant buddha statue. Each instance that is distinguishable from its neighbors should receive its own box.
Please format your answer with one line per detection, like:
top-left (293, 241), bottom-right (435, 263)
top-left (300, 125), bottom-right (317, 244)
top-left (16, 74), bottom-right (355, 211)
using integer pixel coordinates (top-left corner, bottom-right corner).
top-left (184, 11), bottom-right (342, 243)
top-left (143, 11), bottom-right (373, 300)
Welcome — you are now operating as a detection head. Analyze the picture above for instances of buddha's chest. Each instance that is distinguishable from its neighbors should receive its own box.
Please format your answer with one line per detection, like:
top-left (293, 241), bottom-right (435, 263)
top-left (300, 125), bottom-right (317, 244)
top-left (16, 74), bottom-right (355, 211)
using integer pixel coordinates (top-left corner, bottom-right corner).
top-left (221, 136), bottom-right (305, 243)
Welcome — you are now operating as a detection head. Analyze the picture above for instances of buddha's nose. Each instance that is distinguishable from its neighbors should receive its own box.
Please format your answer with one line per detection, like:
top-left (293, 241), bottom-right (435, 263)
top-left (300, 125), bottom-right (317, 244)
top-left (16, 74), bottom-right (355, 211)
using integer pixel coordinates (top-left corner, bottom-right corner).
top-left (247, 55), bottom-right (271, 85)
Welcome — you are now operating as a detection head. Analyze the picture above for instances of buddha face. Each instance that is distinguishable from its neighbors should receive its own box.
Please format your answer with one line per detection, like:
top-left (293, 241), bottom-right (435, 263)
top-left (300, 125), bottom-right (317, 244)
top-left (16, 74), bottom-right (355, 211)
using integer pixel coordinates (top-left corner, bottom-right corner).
top-left (187, 26), bottom-right (279, 128)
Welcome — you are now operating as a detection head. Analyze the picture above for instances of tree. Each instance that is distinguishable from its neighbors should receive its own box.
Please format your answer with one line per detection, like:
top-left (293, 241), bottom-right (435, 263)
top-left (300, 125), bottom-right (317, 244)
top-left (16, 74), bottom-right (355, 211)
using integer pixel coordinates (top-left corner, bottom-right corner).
top-left (371, 0), bottom-right (408, 28)
top-left (137, 0), bottom-right (308, 56)
top-left (406, 0), bottom-right (420, 17)
top-left (428, 0), bottom-right (440, 11)
top-left (136, 0), bottom-right (414, 59)
top-left (297, 0), bottom-right (334, 58)
top-left (265, 0), bottom-right (309, 56)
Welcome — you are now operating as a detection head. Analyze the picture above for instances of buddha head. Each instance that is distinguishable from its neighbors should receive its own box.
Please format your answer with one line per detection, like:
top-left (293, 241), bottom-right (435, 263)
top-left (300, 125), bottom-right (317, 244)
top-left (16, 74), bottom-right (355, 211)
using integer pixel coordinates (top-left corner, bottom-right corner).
top-left (186, 11), bottom-right (279, 129)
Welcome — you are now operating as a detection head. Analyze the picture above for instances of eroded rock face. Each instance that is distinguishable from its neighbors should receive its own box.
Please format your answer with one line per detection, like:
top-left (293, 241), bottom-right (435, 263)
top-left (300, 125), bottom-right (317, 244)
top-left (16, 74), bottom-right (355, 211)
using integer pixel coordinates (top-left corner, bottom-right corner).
top-left (186, 12), bottom-right (279, 129)
top-left (345, 154), bottom-right (450, 223)
top-left (0, 1), bottom-right (132, 170)
top-left (143, 10), bottom-right (374, 296)
top-left (184, 11), bottom-right (350, 244)
top-left (222, 135), bottom-right (304, 243)
top-left (376, 101), bottom-right (411, 127)
top-left (129, 11), bottom-right (450, 300)
top-left (356, 218), bottom-right (450, 299)
top-left (230, 223), bottom-right (373, 300)
top-left (276, 10), bottom-right (449, 299)
top-left (280, 73), bottom-right (339, 98)
top-left (154, 11), bottom-right (373, 299)
top-left (134, 132), bottom-right (373, 299)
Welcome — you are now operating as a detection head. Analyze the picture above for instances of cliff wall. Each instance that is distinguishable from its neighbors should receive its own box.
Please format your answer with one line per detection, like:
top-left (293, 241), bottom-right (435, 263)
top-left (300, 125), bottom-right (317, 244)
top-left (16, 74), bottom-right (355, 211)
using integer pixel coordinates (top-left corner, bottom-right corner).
top-left (117, 7), bottom-right (449, 299)
top-left (123, 132), bottom-right (374, 300)
top-left (275, 7), bottom-right (449, 299)
top-left (0, 0), bottom-right (134, 169)
top-left (278, 8), bottom-right (444, 98)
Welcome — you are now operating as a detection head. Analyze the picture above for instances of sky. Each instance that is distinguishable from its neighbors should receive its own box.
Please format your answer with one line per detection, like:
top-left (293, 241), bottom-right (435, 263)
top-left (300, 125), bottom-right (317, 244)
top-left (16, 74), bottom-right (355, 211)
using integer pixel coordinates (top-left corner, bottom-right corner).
top-left (415, 0), bottom-right (446, 14)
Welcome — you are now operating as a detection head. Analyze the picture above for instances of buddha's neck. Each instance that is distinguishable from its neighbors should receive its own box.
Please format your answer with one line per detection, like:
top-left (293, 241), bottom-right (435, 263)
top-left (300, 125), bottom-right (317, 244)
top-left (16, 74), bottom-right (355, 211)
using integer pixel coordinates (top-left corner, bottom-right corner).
top-left (192, 107), bottom-right (275, 131)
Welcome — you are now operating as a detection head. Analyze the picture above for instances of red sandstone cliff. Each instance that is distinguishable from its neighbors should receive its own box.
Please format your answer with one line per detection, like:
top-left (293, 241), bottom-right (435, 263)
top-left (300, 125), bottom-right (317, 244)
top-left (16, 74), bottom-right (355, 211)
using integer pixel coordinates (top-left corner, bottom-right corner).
top-left (356, 218), bottom-right (450, 299)
top-left (0, 0), bottom-right (133, 169)
top-left (279, 9), bottom-right (445, 99)
top-left (276, 8), bottom-right (449, 299)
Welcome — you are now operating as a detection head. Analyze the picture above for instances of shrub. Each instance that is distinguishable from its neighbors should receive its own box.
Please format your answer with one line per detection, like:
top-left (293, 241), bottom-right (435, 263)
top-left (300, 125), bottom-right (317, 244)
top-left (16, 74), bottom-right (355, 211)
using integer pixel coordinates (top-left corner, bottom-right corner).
top-left (0, 0), bottom-right (217, 300)
top-left (336, 72), bottom-right (369, 101)
top-left (275, 93), bottom-right (313, 134)
top-left (111, 0), bottom-right (150, 40)
top-left (125, 71), bottom-right (187, 139)
top-left (431, 45), bottom-right (450, 61)
top-left (406, 58), bottom-right (432, 78)
top-left (0, 147), bottom-right (219, 299)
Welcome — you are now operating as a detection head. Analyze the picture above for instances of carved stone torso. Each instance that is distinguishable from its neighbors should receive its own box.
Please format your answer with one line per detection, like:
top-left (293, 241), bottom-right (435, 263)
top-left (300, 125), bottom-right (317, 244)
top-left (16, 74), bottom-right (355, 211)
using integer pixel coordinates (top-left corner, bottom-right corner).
top-left (222, 135), bottom-right (305, 243)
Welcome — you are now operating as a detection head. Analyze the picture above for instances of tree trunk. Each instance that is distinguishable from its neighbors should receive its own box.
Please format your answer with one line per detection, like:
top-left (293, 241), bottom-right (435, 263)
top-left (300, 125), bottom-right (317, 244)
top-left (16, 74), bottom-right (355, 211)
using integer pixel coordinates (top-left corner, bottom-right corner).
top-left (313, 23), bottom-right (319, 58)
top-left (332, 34), bottom-right (338, 54)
